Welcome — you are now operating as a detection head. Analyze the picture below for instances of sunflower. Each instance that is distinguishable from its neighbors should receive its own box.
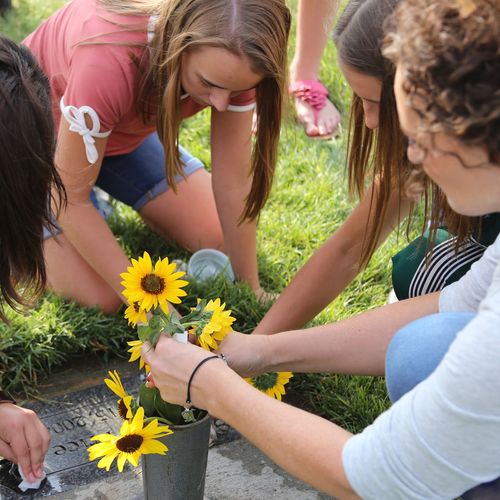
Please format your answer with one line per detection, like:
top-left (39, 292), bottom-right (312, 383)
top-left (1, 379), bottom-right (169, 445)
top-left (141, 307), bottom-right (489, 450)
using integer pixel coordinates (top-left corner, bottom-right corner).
top-left (88, 406), bottom-right (172, 472)
top-left (127, 340), bottom-right (150, 372)
top-left (120, 252), bottom-right (188, 313)
top-left (124, 301), bottom-right (147, 327)
top-left (104, 370), bottom-right (134, 420)
top-left (245, 372), bottom-right (293, 401)
top-left (190, 298), bottom-right (236, 351)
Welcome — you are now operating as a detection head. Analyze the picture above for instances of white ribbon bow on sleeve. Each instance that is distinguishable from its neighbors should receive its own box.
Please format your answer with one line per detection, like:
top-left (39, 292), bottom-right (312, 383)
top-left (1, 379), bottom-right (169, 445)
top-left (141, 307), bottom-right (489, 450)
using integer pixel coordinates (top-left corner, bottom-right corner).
top-left (60, 97), bottom-right (111, 164)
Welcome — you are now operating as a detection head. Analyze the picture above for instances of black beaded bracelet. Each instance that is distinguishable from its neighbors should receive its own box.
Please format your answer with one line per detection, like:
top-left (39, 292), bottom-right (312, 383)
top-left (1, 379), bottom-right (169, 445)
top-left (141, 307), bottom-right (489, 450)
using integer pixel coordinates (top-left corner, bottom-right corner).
top-left (185, 355), bottom-right (220, 407)
top-left (0, 390), bottom-right (16, 405)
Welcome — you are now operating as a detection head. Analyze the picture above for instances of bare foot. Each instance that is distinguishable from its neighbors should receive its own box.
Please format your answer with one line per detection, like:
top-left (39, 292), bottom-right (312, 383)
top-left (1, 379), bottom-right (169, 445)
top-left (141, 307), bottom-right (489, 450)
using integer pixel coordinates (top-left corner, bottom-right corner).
top-left (295, 94), bottom-right (341, 139)
top-left (252, 85), bottom-right (341, 139)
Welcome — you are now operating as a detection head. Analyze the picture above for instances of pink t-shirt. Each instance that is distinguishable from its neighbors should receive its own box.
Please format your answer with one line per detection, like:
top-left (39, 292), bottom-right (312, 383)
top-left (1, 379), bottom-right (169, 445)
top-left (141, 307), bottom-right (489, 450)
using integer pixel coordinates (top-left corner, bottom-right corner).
top-left (23, 0), bottom-right (255, 159)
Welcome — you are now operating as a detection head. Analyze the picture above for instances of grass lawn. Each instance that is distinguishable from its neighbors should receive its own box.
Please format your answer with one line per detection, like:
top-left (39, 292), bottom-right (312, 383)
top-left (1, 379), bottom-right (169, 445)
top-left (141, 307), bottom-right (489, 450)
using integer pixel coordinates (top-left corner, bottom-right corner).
top-left (0, 0), bottom-right (416, 432)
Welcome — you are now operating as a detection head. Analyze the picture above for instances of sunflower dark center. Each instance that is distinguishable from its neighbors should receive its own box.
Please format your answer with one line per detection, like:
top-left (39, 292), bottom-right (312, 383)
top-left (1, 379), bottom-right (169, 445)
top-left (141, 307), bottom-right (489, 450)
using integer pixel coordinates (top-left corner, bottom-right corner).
top-left (117, 399), bottom-right (128, 419)
top-left (116, 433), bottom-right (143, 453)
top-left (141, 274), bottom-right (165, 294)
top-left (253, 372), bottom-right (278, 390)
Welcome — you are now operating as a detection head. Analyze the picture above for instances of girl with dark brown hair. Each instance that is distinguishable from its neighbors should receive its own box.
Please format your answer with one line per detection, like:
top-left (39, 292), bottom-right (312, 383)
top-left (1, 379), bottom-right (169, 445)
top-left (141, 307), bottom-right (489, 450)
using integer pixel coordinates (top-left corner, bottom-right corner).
top-left (255, 0), bottom-right (499, 335)
top-left (0, 34), bottom-right (61, 486)
top-left (23, 0), bottom-right (291, 312)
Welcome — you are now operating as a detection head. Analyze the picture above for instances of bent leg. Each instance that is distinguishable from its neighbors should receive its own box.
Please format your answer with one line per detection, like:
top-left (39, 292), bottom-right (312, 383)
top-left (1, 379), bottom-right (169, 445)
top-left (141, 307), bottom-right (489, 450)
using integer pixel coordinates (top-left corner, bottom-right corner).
top-left (44, 235), bottom-right (122, 314)
top-left (97, 135), bottom-right (223, 252)
top-left (385, 311), bottom-right (475, 403)
top-left (140, 168), bottom-right (223, 252)
top-left (386, 312), bottom-right (500, 497)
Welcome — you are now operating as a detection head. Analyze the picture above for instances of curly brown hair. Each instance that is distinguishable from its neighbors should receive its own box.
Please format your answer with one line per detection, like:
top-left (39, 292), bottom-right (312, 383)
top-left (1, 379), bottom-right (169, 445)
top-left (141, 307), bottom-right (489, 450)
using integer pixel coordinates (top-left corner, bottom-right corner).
top-left (383, 0), bottom-right (500, 165)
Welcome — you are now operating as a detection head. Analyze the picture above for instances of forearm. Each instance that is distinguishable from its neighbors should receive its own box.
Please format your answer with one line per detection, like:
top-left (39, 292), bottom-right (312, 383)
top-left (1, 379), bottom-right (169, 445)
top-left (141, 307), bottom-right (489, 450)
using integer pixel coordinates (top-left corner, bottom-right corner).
top-left (216, 190), bottom-right (259, 289)
top-left (59, 203), bottom-right (130, 300)
top-left (256, 184), bottom-right (411, 335)
top-left (211, 110), bottom-right (260, 289)
top-left (255, 234), bottom-right (360, 334)
top-left (258, 293), bottom-right (440, 375)
top-left (204, 366), bottom-right (357, 498)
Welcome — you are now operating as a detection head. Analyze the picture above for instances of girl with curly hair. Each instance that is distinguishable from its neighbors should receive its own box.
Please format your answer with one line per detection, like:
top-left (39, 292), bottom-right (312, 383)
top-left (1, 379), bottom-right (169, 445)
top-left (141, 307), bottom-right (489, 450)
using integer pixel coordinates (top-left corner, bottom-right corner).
top-left (142, 1), bottom-right (500, 497)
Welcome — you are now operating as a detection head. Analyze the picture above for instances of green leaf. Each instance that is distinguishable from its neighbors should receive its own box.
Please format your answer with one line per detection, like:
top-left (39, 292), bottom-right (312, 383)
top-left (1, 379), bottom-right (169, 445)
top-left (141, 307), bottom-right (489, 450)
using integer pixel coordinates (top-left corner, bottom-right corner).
top-left (139, 383), bottom-right (157, 418)
top-left (156, 312), bottom-right (184, 337)
top-left (153, 389), bottom-right (185, 425)
top-left (138, 323), bottom-right (155, 342)
top-left (152, 331), bottom-right (164, 347)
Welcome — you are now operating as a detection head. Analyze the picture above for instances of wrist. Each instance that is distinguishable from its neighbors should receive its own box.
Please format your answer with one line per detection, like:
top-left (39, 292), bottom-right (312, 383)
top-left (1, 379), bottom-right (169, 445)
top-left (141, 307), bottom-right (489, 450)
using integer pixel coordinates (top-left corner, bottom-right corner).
top-left (205, 366), bottom-right (249, 419)
top-left (190, 357), bottom-right (230, 413)
top-left (259, 334), bottom-right (277, 373)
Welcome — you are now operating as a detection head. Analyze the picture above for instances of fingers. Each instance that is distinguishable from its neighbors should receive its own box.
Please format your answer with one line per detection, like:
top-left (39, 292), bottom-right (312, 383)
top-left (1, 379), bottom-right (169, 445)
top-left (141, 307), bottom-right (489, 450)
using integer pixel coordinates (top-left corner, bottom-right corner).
top-left (145, 372), bottom-right (156, 389)
top-left (141, 341), bottom-right (153, 365)
top-left (24, 416), bottom-right (50, 479)
top-left (9, 424), bottom-right (34, 482)
top-left (0, 405), bottom-right (49, 481)
top-left (0, 439), bottom-right (16, 464)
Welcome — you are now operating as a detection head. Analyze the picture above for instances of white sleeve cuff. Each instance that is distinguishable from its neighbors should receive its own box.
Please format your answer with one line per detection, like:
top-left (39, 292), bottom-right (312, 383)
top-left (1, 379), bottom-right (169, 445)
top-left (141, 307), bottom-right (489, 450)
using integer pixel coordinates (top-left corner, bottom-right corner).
top-left (60, 97), bottom-right (111, 164)
top-left (227, 102), bottom-right (256, 112)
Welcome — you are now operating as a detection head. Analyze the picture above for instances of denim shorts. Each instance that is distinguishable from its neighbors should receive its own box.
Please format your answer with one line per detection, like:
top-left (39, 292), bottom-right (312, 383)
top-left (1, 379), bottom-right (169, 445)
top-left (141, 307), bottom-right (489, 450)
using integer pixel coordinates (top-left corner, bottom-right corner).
top-left (44, 133), bottom-right (204, 239)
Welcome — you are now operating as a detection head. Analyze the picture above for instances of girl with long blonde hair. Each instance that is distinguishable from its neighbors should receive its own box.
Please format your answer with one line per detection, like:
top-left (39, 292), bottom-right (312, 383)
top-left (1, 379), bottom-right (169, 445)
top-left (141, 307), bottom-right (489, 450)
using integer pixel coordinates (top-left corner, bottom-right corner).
top-left (24, 0), bottom-right (290, 312)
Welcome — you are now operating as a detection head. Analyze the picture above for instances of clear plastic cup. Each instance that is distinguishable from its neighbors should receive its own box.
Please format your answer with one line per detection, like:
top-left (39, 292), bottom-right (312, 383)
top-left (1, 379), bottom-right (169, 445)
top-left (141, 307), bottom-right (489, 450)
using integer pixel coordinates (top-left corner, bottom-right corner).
top-left (187, 249), bottom-right (235, 282)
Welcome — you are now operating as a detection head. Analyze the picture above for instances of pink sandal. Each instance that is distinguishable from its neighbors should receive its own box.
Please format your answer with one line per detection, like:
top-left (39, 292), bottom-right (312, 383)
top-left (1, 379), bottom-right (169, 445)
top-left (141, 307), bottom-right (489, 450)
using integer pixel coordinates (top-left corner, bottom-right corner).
top-left (289, 79), bottom-right (330, 138)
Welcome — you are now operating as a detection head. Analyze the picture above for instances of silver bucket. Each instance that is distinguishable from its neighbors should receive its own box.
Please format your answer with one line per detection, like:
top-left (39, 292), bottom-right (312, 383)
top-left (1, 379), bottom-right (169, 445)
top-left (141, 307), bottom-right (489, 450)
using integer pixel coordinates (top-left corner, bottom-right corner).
top-left (141, 413), bottom-right (211, 500)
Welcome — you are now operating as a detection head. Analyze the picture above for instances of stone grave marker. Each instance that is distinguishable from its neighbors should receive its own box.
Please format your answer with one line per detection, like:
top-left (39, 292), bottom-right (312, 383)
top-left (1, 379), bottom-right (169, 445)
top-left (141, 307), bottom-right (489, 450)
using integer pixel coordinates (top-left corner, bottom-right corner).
top-left (0, 374), bottom-right (142, 498)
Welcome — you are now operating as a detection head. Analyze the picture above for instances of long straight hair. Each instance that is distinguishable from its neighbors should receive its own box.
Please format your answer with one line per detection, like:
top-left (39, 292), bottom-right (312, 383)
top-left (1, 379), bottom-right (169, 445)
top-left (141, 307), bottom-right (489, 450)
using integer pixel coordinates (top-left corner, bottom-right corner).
top-left (99, 0), bottom-right (291, 221)
top-left (334, 0), bottom-right (477, 267)
top-left (0, 36), bottom-right (66, 321)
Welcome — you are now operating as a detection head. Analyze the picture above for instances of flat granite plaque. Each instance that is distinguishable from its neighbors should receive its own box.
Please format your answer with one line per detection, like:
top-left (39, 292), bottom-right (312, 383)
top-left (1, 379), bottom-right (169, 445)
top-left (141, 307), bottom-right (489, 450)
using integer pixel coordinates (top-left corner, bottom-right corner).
top-left (0, 373), bottom-right (143, 498)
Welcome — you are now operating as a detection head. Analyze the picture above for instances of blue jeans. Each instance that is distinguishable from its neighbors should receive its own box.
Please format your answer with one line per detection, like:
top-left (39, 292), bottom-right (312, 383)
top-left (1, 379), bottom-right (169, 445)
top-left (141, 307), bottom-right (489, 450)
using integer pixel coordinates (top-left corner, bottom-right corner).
top-left (386, 312), bottom-right (500, 499)
top-left (44, 133), bottom-right (203, 238)
top-left (96, 134), bottom-right (203, 211)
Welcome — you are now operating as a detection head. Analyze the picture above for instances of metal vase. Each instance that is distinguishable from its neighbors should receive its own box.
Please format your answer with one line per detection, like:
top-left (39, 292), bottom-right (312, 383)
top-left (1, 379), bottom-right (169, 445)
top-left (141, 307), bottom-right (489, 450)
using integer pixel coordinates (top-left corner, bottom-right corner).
top-left (142, 413), bottom-right (211, 500)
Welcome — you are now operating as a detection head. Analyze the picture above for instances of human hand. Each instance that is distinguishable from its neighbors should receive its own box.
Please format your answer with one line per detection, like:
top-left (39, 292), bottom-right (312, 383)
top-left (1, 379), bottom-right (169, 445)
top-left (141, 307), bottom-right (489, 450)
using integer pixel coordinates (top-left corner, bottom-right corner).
top-left (0, 404), bottom-right (50, 482)
top-left (253, 286), bottom-right (279, 303)
top-left (216, 331), bottom-right (270, 377)
top-left (141, 335), bottom-right (228, 409)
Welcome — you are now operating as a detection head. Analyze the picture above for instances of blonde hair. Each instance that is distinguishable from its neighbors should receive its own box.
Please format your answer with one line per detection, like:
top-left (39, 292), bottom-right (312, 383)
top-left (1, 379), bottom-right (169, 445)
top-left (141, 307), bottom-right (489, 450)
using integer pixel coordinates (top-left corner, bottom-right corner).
top-left (99, 0), bottom-right (291, 221)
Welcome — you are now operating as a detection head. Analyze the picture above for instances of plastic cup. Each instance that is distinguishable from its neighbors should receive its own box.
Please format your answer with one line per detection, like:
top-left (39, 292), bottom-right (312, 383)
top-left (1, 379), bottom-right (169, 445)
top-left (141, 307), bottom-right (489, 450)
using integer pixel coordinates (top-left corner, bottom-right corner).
top-left (187, 249), bottom-right (235, 282)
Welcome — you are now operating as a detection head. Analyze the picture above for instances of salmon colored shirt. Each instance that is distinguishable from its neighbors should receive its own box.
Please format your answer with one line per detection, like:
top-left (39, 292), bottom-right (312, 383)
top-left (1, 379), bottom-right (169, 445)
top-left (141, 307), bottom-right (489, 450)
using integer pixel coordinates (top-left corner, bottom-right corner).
top-left (23, 0), bottom-right (255, 162)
